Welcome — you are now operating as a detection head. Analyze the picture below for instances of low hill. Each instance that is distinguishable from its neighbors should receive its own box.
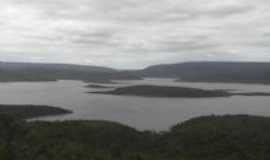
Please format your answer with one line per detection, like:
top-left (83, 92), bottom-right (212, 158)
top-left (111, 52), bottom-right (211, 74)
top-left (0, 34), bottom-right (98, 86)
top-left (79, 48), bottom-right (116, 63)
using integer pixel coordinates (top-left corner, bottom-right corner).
top-left (90, 85), bottom-right (270, 98)
top-left (91, 85), bottom-right (231, 98)
top-left (138, 62), bottom-right (270, 84)
top-left (0, 62), bottom-right (141, 82)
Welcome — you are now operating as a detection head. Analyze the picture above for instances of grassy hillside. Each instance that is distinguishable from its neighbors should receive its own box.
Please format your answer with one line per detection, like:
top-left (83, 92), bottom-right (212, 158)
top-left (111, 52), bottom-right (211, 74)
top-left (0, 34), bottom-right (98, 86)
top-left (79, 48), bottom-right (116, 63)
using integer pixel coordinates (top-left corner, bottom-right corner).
top-left (1, 114), bottom-right (270, 160)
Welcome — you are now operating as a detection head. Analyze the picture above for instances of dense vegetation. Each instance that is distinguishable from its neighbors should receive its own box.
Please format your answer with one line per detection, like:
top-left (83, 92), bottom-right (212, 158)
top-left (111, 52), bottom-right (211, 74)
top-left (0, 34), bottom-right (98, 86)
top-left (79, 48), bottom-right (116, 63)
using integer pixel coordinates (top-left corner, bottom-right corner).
top-left (0, 114), bottom-right (270, 160)
top-left (0, 105), bottom-right (71, 119)
top-left (90, 85), bottom-right (232, 98)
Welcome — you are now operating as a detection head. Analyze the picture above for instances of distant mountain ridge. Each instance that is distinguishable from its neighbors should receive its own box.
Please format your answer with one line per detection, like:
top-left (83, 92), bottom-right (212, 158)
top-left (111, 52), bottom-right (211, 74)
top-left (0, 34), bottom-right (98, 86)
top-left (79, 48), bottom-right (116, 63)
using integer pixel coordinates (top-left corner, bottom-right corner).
top-left (0, 61), bottom-right (270, 84)
top-left (138, 61), bottom-right (270, 84)
top-left (0, 61), bottom-right (140, 82)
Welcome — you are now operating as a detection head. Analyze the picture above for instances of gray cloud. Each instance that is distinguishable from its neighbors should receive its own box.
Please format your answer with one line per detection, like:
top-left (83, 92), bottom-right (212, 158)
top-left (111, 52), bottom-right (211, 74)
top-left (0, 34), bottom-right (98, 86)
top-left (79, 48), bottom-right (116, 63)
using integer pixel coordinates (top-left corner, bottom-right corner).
top-left (0, 0), bottom-right (269, 69)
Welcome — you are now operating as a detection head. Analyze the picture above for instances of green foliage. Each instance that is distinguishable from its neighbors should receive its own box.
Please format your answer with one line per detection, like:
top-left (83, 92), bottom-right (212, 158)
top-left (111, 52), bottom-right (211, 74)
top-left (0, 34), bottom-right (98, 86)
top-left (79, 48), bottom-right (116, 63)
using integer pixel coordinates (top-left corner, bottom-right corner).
top-left (164, 115), bottom-right (270, 160)
top-left (0, 114), bottom-right (270, 160)
top-left (0, 105), bottom-right (71, 119)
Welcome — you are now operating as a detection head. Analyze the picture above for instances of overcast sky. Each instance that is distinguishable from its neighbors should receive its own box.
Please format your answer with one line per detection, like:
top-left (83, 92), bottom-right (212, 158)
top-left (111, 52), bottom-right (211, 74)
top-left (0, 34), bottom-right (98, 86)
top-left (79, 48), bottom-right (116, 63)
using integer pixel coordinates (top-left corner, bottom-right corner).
top-left (0, 0), bottom-right (269, 69)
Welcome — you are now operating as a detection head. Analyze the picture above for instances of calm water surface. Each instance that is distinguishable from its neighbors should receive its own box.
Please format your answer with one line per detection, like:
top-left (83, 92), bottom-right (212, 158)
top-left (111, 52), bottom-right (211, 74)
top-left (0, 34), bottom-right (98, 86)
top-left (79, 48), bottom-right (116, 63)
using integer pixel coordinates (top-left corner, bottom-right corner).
top-left (0, 78), bottom-right (270, 131)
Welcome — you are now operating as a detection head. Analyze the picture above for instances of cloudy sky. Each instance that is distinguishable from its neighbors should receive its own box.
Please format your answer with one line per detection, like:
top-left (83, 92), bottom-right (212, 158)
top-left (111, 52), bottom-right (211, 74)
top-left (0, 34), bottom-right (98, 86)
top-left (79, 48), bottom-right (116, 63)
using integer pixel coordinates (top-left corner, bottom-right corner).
top-left (0, 0), bottom-right (269, 68)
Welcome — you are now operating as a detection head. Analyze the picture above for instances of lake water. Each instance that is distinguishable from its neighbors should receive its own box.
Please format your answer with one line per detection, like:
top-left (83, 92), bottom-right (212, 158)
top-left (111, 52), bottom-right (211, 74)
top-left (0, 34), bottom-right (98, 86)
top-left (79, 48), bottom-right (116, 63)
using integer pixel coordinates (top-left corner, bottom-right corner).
top-left (0, 78), bottom-right (270, 131)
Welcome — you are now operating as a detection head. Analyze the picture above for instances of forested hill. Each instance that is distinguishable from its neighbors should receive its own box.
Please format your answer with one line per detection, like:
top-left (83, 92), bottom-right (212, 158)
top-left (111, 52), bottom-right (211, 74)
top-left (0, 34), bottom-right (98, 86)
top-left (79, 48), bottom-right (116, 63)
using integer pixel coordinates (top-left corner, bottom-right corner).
top-left (138, 62), bottom-right (270, 84)
top-left (1, 114), bottom-right (270, 160)
top-left (0, 62), bottom-right (140, 82)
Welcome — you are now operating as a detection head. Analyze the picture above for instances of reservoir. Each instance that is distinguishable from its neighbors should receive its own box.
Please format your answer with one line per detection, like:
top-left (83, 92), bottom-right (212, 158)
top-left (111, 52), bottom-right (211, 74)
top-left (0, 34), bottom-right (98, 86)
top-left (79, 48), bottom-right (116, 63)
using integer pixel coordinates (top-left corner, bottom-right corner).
top-left (0, 78), bottom-right (269, 131)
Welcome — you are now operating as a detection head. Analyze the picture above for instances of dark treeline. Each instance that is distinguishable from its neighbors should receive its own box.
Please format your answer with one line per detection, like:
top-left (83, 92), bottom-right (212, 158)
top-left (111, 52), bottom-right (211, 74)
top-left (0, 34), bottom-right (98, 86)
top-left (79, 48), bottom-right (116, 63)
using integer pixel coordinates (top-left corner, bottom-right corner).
top-left (90, 85), bottom-right (270, 98)
top-left (0, 105), bottom-right (71, 119)
top-left (1, 114), bottom-right (270, 160)
top-left (91, 85), bottom-right (231, 98)
top-left (86, 84), bottom-right (114, 89)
